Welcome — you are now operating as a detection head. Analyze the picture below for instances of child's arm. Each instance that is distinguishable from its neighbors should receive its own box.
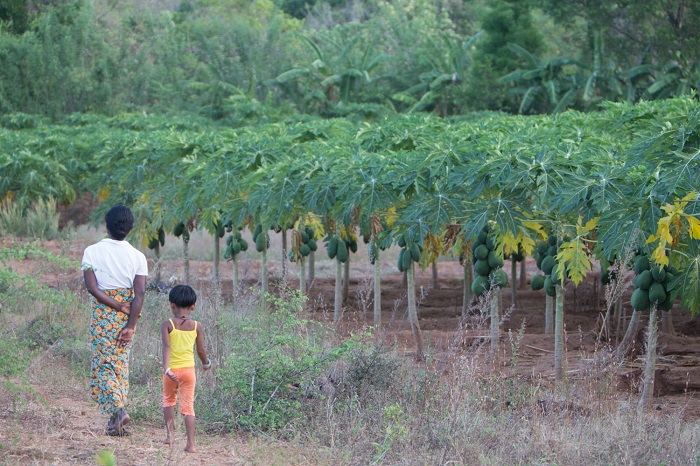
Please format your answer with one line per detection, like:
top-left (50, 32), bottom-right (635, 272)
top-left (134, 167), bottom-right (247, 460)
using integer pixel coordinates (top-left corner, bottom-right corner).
top-left (161, 320), bottom-right (178, 382)
top-left (195, 322), bottom-right (211, 371)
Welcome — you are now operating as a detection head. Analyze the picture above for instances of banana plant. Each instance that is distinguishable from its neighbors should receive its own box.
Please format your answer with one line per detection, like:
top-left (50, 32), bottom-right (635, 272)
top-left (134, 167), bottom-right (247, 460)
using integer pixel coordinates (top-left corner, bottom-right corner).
top-left (271, 30), bottom-right (391, 107)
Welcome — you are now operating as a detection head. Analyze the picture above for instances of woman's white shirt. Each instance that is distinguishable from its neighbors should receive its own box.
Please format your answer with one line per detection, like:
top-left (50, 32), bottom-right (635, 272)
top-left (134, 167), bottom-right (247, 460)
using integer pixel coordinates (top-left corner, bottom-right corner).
top-left (82, 238), bottom-right (148, 290)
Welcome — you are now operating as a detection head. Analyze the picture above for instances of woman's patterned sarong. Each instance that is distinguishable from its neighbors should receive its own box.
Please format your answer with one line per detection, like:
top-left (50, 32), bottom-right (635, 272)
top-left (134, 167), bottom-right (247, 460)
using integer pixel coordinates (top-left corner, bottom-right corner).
top-left (90, 288), bottom-right (133, 416)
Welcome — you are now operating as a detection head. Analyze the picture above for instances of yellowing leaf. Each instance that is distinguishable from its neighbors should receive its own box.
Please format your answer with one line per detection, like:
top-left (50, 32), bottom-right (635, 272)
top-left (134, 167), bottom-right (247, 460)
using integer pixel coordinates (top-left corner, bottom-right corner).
top-left (577, 216), bottom-right (598, 235)
top-left (517, 233), bottom-right (536, 256)
top-left (97, 187), bottom-right (110, 203)
top-left (556, 238), bottom-right (592, 286)
top-left (651, 244), bottom-right (670, 266)
top-left (385, 206), bottom-right (397, 228)
top-left (686, 215), bottom-right (700, 240)
top-left (502, 231), bottom-right (519, 255)
top-left (522, 221), bottom-right (546, 240)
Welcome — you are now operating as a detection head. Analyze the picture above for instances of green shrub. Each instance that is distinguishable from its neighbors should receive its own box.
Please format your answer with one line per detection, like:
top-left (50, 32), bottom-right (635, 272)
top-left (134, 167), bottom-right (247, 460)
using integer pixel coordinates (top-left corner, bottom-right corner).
top-left (0, 198), bottom-right (66, 240)
top-left (216, 289), bottom-right (359, 433)
top-left (0, 336), bottom-right (37, 376)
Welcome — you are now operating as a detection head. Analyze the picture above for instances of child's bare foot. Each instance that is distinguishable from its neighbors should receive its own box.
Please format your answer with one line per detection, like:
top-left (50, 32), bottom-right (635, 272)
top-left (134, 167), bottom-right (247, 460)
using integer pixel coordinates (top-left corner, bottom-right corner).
top-left (162, 436), bottom-right (172, 445)
top-left (185, 444), bottom-right (196, 453)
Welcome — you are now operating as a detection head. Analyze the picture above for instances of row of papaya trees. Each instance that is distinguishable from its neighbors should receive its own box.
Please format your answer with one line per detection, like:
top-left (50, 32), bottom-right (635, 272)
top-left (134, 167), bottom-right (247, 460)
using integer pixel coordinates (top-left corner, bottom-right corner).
top-left (2, 98), bottom-right (700, 411)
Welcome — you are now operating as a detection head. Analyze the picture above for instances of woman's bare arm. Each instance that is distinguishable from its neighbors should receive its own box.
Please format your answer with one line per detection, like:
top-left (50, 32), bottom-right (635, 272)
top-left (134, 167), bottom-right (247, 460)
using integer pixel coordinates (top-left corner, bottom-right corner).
top-left (83, 269), bottom-right (130, 313)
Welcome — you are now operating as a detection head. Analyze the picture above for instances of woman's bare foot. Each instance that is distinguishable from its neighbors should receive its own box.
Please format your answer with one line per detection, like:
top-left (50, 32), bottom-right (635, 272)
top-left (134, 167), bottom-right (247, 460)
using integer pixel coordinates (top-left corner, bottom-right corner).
top-left (185, 444), bottom-right (197, 453)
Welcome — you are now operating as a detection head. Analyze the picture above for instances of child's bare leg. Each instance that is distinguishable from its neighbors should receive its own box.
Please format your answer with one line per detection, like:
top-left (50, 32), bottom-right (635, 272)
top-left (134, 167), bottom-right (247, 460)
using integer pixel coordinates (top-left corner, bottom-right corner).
top-left (184, 414), bottom-right (196, 453)
top-left (163, 406), bottom-right (175, 445)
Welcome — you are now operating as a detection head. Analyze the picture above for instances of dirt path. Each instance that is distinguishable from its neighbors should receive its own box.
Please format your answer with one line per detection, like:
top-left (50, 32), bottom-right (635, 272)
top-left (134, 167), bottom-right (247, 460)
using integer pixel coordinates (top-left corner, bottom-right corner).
top-left (0, 356), bottom-right (249, 465)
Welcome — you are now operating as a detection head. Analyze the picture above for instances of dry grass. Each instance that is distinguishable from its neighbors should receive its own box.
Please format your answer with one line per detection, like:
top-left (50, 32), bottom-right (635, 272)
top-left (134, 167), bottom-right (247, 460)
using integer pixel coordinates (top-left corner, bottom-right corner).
top-left (2, 239), bottom-right (700, 465)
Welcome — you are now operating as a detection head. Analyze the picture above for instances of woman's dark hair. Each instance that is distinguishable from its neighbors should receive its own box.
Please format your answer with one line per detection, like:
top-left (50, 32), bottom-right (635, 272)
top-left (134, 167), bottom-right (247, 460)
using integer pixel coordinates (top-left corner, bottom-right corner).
top-left (105, 204), bottom-right (134, 240)
top-left (169, 284), bottom-right (197, 308)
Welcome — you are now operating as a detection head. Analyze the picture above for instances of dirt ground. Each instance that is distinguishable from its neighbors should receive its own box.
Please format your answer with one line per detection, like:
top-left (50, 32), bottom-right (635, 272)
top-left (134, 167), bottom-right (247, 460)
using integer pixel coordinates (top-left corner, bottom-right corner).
top-left (3, 233), bottom-right (700, 464)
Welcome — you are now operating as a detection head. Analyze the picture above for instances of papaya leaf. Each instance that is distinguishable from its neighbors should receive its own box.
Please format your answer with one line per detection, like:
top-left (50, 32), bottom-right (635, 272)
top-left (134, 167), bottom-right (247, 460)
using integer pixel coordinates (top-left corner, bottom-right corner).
top-left (556, 237), bottom-right (592, 286)
top-left (679, 256), bottom-right (700, 316)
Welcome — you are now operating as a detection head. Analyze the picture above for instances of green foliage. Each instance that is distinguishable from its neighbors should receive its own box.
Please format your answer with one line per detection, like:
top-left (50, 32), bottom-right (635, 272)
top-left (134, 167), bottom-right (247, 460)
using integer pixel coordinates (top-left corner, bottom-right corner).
top-left (0, 199), bottom-right (65, 240)
top-left (216, 289), bottom-right (360, 432)
top-left (0, 336), bottom-right (37, 376)
top-left (0, 0), bottom-right (29, 34)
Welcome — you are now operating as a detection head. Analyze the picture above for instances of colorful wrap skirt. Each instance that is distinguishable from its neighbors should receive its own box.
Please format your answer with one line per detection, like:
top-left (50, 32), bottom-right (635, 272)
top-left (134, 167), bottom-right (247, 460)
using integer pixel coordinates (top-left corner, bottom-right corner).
top-left (90, 288), bottom-right (133, 416)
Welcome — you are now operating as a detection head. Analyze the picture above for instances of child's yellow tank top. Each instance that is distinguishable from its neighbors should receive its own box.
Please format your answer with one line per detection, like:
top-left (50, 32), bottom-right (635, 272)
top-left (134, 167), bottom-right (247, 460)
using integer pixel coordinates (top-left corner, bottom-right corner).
top-left (168, 318), bottom-right (198, 369)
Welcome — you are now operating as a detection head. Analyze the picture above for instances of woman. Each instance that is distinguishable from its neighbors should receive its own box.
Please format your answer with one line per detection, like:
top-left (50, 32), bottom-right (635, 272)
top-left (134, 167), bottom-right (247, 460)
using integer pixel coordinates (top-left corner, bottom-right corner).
top-left (82, 204), bottom-right (147, 436)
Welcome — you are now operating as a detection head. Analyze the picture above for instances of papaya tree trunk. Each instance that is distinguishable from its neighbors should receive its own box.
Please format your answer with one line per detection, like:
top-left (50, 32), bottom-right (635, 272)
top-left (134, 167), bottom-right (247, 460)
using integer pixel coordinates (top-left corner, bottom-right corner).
top-left (545, 294), bottom-right (553, 334)
top-left (462, 261), bottom-right (473, 317)
top-left (662, 309), bottom-right (675, 335)
top-left (154, 243), bottom-right (162, 282)
top-left (281, 230), bottom-right (288, 282)
top-left (613, 309), bottom-right (641, 360)
top-left (490, 289), bottom-right (501, 354)
top-left (342, 256), bottom-right (350, 303)
top-left (213, 235), bottom-right (220, 285)
top-left (407, 262), bottom-right (425, 360)
top-left (554, 284), bottom-right (565, 384)
top-left (432, 260), bottom-right (439, 289)
top-left (511, 259), bottom-right (517, 306)
top-left (334, 258), bottom-right (342, 324)
top-left (232, 256), bottom-right (239, 306)
top-left (373, 249), bottom-right (381, 326)
top-left (308, 250), bottom-right (315, 290)
top-left (299, 257), bottom-right (306, 297)
top-left (261, 247), bottom-right (268, 303)
top-left (183, 237), bottom-right (190, 285)
top-left (638, 307), bottom-right (658, 415)
top-left (519, 259), bottom-right (527, 289)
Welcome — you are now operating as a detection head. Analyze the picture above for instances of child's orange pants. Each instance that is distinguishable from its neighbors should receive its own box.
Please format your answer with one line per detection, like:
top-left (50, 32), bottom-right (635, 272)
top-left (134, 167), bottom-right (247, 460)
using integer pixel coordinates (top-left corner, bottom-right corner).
top-left (162, 367), bottom-right (196, 416)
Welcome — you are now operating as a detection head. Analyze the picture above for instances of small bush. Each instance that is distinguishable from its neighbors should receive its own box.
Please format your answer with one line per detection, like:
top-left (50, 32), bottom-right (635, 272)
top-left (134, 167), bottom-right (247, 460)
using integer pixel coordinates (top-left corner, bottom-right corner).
top-left (0, 336), bottom-right (37, 376)
top-left (215, 289), bottom-right (360, 433)
top-left (0, 199), bottom-right (66, 240)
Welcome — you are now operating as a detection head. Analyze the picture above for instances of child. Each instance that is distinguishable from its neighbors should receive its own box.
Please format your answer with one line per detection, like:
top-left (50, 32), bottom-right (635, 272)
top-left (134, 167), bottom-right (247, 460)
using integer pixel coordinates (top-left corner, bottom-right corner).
top-left (161, 285), bottom-right (211, 453)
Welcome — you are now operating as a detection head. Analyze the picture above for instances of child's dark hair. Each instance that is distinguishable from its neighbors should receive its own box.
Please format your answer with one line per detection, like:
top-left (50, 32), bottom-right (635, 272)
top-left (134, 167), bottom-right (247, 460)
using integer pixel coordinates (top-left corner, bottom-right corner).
top-left (169, 284), bottom-right (197, 308)
top-left (105, 204), bottom-right (134, 241)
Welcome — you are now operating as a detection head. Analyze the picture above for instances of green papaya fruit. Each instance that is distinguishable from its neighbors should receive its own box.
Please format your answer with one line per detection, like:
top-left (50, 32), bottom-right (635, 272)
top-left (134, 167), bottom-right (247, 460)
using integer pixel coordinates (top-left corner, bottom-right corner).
top-left (255, 233), bottom-right (266, 252)
top-left (474, 259), bottom-right (491, 276)
top-left (648, 282), bottom-right (667, 305)
top-left (409, 243), bottom-right (421, 262)
top-left (401, 247), bottom-right (412, 271)
top-left (337, 240), bottom-right (348, 263)
top-left (651, 266), bottom-right (666, 283)
top-left (487, 250), bottom-right (504, 268)
top-left (635, 270), bottom-right (652, 290)
top-left (544, 275), bottom-right (556, 297)
top-left (475, 244), bottom-right (489, 261)
top-left (490, 268), bottom-right (508, 288)
top-left (397, 248), bottom-right (406, 272)
top-left (173, 222), bottom-right (185, 237)
top-left (630, 288), bottom-right (650, 311)
top-left (634, 256), bottom-right (650, 275)
top-left (327, 237), bottom-right (338, 259)
top-left (531, 274), bottom-right (545, 290)
top-left (472, 275), bottom-right (490, 296)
